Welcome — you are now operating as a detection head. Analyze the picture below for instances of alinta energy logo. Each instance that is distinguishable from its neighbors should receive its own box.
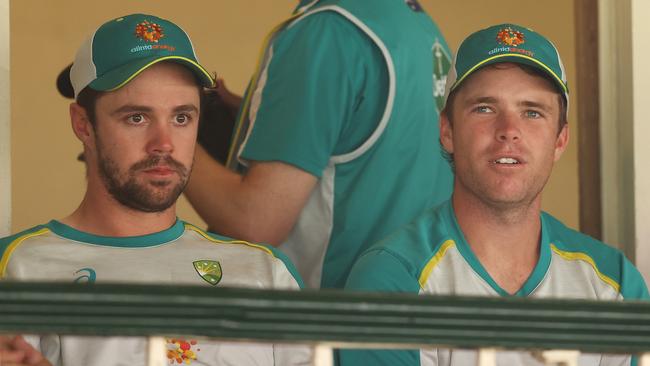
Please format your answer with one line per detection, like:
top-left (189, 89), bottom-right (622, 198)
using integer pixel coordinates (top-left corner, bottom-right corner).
top-left (131, 20), bottom-right (176, 53)
top-left (489, 27), bottom-right (534, 58)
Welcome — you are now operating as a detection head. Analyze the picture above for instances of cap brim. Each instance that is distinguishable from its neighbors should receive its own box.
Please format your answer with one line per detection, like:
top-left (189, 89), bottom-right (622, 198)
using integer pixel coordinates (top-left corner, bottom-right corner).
top-left (88, 55), bottom-right (215, 91)
top-left (453, 53), bottom-right (568, 97)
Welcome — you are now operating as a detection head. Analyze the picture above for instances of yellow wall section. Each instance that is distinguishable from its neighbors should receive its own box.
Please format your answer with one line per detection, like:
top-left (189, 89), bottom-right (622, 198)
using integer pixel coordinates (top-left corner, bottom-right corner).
top-left (10, 0), bottom-right (579, 233)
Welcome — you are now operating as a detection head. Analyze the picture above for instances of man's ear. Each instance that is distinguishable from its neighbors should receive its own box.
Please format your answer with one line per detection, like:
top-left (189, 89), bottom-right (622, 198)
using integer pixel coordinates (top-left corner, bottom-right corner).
top-left (70, 103), bottom-right (94, 145)
top-left (440, 110), bottom-right (454, 155)
top-left (553, 124), bottom-right (570, 162)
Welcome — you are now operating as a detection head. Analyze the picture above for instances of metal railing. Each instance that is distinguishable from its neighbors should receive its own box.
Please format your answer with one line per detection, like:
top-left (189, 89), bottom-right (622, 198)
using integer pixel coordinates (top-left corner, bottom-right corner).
top-left (1, 282), bottom-right (649, 365)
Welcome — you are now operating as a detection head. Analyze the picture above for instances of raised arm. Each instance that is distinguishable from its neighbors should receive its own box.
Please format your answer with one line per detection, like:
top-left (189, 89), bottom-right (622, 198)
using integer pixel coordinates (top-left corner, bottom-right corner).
top-left (185, 146), bottom-right (317, 245)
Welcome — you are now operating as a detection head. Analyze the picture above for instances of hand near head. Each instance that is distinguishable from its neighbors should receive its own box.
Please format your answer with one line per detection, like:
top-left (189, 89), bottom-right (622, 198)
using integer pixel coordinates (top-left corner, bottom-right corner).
top-left (213, 78), bottom-right (242, 111)
top-left (0, 335), bottom-right (51, 366)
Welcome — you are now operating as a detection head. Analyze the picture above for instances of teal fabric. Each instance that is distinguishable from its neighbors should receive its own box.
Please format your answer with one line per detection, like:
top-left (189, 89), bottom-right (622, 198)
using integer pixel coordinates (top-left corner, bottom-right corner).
top-left (450, 23), bottom-right (568, 95)
top-left (87, 14), bottom-right (213, 91)
top-left (241, 11), bottom-right (386, 177)
top-left (340, 248), bottom-right (422, 365)
top-left (239, 0), bottom-right (453, 289)
top-left (46, 219), bottom-right (185, 248)
top-left (341, 199), bottom-right (649, 366)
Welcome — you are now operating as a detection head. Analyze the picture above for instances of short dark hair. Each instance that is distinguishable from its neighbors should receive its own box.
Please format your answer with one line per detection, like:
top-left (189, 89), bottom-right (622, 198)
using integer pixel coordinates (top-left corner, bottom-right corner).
top-left (75, 87), bottom-right (103, 126)
top-left (440, 63), bottom-right (568, 169)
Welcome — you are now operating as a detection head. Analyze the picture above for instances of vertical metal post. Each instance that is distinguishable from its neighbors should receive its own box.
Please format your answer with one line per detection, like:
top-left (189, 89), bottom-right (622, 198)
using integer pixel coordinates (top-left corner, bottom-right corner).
top-left (147, 336), bottom-right (167, 366)
top-left (477, 348), bottom-right (496, 366)
top-left (0, 0), bottom-right (11, 237)
top-left (313, 344), bottom-right (334, 366)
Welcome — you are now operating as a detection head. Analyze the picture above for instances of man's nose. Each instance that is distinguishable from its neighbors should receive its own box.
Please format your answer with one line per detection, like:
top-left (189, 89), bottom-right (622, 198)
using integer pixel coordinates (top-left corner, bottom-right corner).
top-left (147, 122), bottom-right (174, 154)
top-left (495, 111), bottom-right (521, 142)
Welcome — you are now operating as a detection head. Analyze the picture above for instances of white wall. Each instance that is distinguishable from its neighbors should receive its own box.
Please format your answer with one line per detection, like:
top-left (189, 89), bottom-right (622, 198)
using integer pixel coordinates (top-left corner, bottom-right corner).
top-left (601, 0), bottom-right (650, 282)
top-left (599, 0), bottom-right (635, 259)
top-left (632, 0), bottom-right (650, 282)
top-left (0, 0), bottom-right (10, 236)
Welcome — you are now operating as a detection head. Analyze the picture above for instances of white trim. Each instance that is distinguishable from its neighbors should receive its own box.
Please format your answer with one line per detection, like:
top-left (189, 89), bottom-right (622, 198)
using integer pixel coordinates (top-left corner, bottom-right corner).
top-left (237, 44), bottom-right (276, 166)
top-left (279, 162), bottom-right (335, 288)
top-left (288, 5), bottom-right (396, 165)
top-left (0, 0), bottom-right (10, 236)
top-left (70, 32), bottom-right (97, 99)
top-left (297, 0), bottom-right (320, 13)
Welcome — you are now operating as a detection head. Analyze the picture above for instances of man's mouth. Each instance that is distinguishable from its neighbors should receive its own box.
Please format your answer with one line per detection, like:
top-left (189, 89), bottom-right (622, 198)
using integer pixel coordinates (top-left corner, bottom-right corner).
top-left (143, 166), bottom-right (176, 175)
top-left (493, 157), bottom-right (521, 165)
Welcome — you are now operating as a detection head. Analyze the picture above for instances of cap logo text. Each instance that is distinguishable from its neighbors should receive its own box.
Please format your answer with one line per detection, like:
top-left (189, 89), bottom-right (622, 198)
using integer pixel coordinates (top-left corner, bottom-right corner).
top-left (135, 20), bottom-right (164, 43)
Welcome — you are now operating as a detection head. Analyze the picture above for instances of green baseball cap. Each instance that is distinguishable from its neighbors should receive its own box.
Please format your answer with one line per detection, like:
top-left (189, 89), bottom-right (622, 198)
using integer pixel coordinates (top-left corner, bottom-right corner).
top-left (443, 23), bottom-right (568, 115)
top-left (70, 13), bottom-right (215, 98)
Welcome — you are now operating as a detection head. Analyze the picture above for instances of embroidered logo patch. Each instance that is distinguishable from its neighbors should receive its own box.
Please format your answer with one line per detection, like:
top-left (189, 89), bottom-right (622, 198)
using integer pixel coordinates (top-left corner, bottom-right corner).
top-left (193, 260), bottom-right (222, 286)
top-left (167, 338), bottom-right (200, 364)
top-left (496, 27), bottom-right (525, 47)
top-left (135, 20), bottom-right (164, 43)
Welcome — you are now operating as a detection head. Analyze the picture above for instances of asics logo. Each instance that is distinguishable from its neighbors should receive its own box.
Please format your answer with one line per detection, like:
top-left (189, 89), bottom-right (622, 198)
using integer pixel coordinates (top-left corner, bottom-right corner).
top-left (74, 268), bottom-right (96, 284)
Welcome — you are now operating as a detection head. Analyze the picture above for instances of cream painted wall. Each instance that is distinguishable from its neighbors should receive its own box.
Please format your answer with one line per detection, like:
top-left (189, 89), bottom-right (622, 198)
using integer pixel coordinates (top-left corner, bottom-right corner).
top-left (10, 0), bottom-right (579, 233)
top-left (1, 0), bottom-right (10, 236)
top-left (632, 0), bottom-right (650, 280)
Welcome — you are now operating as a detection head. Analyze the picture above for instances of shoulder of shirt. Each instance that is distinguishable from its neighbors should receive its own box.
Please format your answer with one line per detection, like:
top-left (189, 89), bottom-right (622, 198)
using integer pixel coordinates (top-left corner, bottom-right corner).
top-left (0, 224), bottom-right (51, 254)
top-left (542, 211), bottom-right (624, 262)
top-left (182, 222), bottom-right (277, 255)
top-left (0, 224), bottom-right (51, 277)
top-left (283, 7), bottom-right (374, 47)
top-left (359, 202), bottom-right (452, 277)
top-left (541, 211), bottom-right (644, 296)
top-left (182, 222), bottom-right (305, 288)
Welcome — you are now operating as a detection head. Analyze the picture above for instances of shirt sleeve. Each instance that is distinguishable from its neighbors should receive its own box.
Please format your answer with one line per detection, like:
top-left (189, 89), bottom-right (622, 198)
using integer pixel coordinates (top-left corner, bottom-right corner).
top-left (340, 249), bottom-right (422, 366)
top-left (240, 11), bottom-right (381, 178)
top-left (620, 256), bottom-right (650, 301)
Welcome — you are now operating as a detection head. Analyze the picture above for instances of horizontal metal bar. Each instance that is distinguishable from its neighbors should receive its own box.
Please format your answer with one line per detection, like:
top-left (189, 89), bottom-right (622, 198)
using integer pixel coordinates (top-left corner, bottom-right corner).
top-left (0, 282), bottom-right (649, 353)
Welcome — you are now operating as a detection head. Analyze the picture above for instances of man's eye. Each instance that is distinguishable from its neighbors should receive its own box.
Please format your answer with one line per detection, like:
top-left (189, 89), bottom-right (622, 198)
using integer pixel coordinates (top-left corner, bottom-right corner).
top-left (525, 110), bottom-right (542, 118)
top-left (175, 114), bottom-right (190, 124)
top-left (475, 106), bottom-right (492, 113)
top-left (127, 114), bottom-right (145, 124)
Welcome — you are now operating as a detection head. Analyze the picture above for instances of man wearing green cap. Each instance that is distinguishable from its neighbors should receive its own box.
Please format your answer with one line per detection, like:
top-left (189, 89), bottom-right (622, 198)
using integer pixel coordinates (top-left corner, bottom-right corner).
top-left (0, 14), bottom-right (309, 366)
top-left (339, 23), bottom-right (648, 366)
